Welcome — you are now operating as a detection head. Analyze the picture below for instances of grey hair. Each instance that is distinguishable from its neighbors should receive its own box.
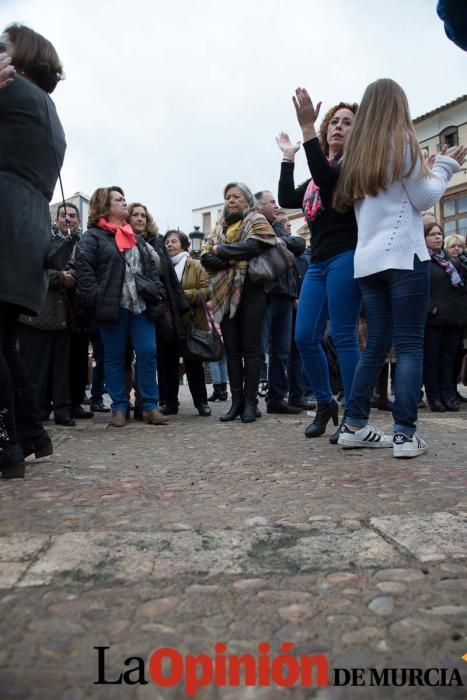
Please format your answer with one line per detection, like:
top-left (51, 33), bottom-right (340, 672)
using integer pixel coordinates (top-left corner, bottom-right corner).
top-left (222, 182), bottom-right (257, 220)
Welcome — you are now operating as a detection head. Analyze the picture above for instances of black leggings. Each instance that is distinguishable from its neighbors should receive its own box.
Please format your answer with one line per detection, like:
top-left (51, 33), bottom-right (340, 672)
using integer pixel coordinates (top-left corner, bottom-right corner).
top-left (221, 279), bottom-right (267, 399)
top-left (0, 303), bottom-right (30, 405)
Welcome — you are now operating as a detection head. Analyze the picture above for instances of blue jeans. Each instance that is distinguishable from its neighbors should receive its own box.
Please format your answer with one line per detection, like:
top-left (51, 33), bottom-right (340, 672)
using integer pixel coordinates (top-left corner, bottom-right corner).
top-left (210, 352), bottom-right (228, 384)
top-left (98, 308), bottom-right (159, 412)
top-left (346, 257), bottom-right (430, 435)
top-left (288, 308), bottom-right (314, 400)
top-left (295, 250), bottom-right (361, 405)
top-left (261, 296), bottom-right (293, 404)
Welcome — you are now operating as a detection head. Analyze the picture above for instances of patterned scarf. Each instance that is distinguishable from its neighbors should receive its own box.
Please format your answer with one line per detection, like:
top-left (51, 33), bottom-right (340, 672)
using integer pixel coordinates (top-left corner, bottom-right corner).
top-left (302, 153), bottom-right (343, 223)
top-left (201, 211), bottom-right (277, 322)
top-left (97, 217), bottom-right (136, 252)
top-left (429, 249), bottom-right (464, 287)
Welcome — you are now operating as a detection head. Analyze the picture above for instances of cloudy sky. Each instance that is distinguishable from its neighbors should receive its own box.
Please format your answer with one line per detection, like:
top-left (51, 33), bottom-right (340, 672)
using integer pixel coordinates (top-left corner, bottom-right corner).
top-left (1, 0), bottom-right (466, 231)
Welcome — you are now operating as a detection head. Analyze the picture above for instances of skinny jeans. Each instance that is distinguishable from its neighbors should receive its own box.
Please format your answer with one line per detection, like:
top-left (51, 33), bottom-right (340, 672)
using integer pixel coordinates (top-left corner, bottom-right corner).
top-left (345, 257), bottom-right (430, 435)
top-left (295, 250), bottom-right (361, 405)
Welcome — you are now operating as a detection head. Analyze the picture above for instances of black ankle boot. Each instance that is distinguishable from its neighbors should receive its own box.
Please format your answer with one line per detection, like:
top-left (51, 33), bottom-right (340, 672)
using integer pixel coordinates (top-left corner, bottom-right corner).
top-left (14, 385), bottom-right (52, 459)
top-left (0, 399), bottom-right (26, 478)
top-left (305, 399), bottom-right (339, 438)
top-left (220, 393), bottom-right (243, 422)
top-left (209, 383), bottom-right (228, 402)
top-left (0, 444), bottom-right (26, 479)
top-left (217, 382), bottom-right (228, 401)
top-left (241, 400), bottom-right (257, 423)
top-left (220, 357), bottom-right (243, 422)
top-left (241, 354), bottom-right (261, 424)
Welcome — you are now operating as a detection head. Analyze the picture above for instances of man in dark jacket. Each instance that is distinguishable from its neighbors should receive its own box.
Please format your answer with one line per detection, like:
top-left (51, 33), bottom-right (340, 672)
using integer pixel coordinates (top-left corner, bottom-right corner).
top-left (56, 203), bottom-right (94, 420)
top-left (256, 191), bottom-right (313, 413)
top-left (18, 259), bottom-right (76, 425)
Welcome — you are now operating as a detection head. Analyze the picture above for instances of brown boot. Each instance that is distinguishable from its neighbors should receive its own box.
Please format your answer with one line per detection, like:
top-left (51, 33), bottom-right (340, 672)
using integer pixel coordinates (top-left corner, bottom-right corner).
top-left (111, 410), bottom-right (127, 427)
top-left (143, 408), bottom-right (169, 425)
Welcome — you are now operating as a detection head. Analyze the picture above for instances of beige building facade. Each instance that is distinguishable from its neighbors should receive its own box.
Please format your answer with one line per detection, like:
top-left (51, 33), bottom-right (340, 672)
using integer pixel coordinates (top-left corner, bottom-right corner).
top-left (414, 95), bottom-right (467, 239)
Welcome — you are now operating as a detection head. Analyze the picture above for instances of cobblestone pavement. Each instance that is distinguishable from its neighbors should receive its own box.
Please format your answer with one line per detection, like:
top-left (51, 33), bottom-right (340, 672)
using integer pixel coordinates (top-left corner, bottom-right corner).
top-left (0, 387), bottom-right (466, 700)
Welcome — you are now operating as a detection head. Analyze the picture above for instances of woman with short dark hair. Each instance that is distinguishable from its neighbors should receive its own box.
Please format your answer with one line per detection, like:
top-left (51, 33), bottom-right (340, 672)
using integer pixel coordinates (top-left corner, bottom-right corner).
top-left (0, 24), bottom-right (65, 478)
top-left (159, 230), bottom-right (211, 416)
top-left (423, 221), bottom-right (467, 412)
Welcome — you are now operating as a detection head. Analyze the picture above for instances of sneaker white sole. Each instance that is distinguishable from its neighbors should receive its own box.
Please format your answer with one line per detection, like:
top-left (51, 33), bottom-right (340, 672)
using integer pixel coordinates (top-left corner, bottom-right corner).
top-left (339, 438), bottom-right (392, 449)
top-left (393, 446), bottom-right (427, 459)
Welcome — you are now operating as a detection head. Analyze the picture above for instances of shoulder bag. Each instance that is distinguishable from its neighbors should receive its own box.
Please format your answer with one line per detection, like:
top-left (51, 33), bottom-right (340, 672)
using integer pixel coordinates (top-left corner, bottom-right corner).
top-left (248, 239), bottom-right (295, 285)
top-left (184, 297), bottom-right (224, 362)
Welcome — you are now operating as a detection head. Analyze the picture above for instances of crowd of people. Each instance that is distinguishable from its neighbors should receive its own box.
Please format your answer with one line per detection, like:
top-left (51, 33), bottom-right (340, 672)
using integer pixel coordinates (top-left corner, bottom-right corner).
top-left (0, 24), bottom-right (466, 479)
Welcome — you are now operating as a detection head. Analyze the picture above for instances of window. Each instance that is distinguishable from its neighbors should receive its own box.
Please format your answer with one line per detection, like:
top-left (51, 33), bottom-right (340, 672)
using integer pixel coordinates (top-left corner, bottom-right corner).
top-left (202, 212), bottom-right (211, 233)
top-left (441, 191), bottom-right (467, 238)
top-left (439, 126), bottom-right (458, 150)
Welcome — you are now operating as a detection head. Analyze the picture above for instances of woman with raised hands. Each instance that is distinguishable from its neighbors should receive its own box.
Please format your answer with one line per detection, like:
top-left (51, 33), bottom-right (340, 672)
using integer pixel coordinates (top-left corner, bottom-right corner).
top-left (277, 89), bottom-right (360, 442)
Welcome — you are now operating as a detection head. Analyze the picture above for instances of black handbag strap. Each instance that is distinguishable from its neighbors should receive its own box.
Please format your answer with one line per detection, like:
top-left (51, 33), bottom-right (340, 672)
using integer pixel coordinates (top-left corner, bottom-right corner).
top-left (43, 94), bottom-right (69, 238)
top-left (199, 296), bottom-right (221, 338)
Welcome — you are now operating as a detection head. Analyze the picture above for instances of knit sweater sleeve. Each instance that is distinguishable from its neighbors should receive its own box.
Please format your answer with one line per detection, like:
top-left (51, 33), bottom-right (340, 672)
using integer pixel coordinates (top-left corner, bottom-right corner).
top-left (402, 154), bottom-right (460, 211)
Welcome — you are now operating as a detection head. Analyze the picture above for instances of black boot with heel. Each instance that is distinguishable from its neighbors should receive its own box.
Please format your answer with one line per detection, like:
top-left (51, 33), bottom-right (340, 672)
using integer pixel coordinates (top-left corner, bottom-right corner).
top-left (14, 385), bottom-right (53, 459)
top-left (241, 355), bottom-right (261, 423)
top-left (0, 397), bottom-right (26, 479)
top-left (305, 398), bottom-right (339, 438)
top-left (220, 358), bottom-right (243, 422)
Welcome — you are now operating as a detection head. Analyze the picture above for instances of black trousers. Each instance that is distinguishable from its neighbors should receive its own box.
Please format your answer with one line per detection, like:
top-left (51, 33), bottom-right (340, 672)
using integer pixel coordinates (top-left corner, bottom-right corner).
top-left (18, 325), bottom-right (71, 420)
top-left (423, 324), bottom-right (460, 402)
top-left (159, 339), bottom-right (207, 408)
top-left (69, 330), bottom-right (89, 408)
top-left (221, 278), bottom-right (267, 401)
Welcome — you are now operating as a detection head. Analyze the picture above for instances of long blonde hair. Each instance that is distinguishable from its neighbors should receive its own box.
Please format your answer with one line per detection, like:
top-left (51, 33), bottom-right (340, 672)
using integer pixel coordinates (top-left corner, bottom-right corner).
top-left (333, 79), bottom-right (430, 211)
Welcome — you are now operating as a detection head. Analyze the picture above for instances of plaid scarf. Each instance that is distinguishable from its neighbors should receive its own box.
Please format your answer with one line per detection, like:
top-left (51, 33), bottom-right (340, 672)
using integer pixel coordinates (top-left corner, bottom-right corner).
top-left (302, 153), bottom-right (343, 223)
top-left (201, 211), bottom-right (276, 321)
top-left (429, 249), bottom-right (464, 287)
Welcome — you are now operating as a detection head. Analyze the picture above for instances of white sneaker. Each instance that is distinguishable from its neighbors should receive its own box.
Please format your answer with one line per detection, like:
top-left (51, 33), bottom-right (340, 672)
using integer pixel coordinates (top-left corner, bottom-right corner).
top-left (338, 423), bottom-right (393, 448)
top-left (393, 432), bottom-right (427, 458)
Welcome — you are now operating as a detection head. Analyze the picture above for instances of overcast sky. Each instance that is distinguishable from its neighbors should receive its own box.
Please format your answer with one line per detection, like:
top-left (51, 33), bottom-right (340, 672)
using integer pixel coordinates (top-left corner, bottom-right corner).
top-left (1, 0), bottom-right (466, 231)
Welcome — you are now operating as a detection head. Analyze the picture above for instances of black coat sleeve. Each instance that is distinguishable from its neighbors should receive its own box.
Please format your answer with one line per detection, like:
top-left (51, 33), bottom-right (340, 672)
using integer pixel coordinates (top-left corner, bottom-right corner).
top-left (285, 235), bottom-right (306, 257)
top-left (75, 236), bottom-right (99, 308)
top-left (201, 253), bottom-right (230, 272)
top-left (272, 219), bottom-right (305, 257)
top-left (216, 239), bottom-right (268, 261)
top-left (278, 162), bottom-right (309, 209)
top-left (48, 270), bottom-right (65, 289)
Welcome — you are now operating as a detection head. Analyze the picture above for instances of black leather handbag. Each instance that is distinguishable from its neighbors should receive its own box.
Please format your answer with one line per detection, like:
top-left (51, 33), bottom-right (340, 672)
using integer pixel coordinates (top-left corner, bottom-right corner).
top-left (184, 298), bottom-right (223, 362)
top-left (134, 271), bottom-right (161, 303)
top-left (248, 239), bottom-right (295, 285)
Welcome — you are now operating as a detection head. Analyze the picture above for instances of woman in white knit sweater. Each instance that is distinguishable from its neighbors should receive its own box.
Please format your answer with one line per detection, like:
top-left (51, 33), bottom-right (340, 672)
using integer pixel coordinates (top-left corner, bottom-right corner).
top-left (332, 78), bottom-right (466, 458)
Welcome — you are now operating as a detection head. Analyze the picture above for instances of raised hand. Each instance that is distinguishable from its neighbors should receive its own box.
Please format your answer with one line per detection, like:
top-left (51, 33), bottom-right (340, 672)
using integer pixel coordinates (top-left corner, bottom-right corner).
top-left (292, 87), bottom-right (321, 138)
top-left (276, 132), bottom-right (301, 160)
top-left (0, 53), bottom-right (15, 89)
top-left (444, 144), bottom-right (467, 166)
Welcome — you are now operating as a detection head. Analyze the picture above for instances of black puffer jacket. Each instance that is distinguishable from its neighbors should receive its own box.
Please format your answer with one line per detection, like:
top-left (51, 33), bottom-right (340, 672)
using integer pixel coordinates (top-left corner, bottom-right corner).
top-left (75, 227), bottom-right (161, 324)
top-left (427, 256), bottom-right (467, 326)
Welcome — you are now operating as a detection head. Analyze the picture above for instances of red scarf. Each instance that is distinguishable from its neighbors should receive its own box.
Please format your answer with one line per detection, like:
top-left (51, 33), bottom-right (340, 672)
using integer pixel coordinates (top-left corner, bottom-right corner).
top-left (97, 217), bottom-right (136, 252)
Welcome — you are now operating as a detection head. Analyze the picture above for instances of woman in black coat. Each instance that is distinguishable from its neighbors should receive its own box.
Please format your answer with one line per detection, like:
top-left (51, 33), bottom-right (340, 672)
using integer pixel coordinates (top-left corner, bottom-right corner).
top-left (76, 187), bottom-right (168, 428)
top-left (0, 24), bottom-right (65, 478)
top-left (423, 221), bottom-right (467, 411)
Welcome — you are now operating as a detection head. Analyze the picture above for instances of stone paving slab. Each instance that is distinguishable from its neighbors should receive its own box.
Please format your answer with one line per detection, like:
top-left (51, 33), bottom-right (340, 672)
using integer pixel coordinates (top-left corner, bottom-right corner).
top-left (0, 388), bottom-right (466, 700)
top-left (371, 512), bottom-right (467, 562)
